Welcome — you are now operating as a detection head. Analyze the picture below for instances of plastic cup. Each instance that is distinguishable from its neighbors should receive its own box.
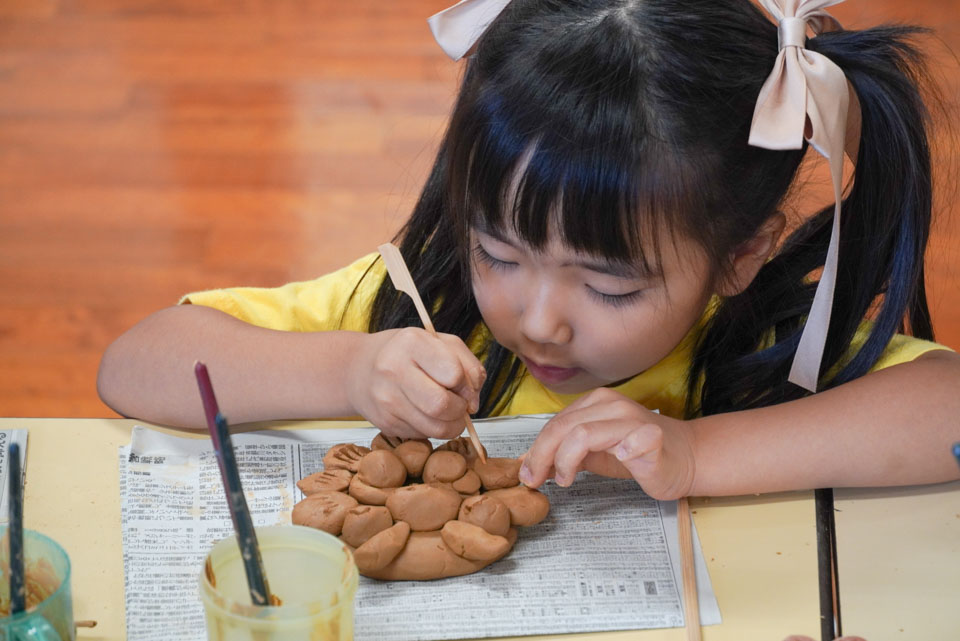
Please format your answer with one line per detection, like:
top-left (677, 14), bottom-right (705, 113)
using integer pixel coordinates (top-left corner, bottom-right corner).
top-left (0, 527), bottom-right (74, 641)
top-left (199, 525), bottom-right (358, 641)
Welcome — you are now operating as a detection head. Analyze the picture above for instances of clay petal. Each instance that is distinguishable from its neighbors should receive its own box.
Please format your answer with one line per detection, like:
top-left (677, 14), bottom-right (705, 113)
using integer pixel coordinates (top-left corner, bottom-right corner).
top-left (361, 529), bottom-right (517, 581)
top-left (354, 521), bottom-right (411, 573)
top-left (483, 486), bottom-right (550, 526)
top-left (472, 457), bottom-right (521, 490)
top-left (322, 443), bottom-right (371, 473)
top-left (348, 474), bottom-right (393, 506)
top-left (291, 491), bottom-right (359, 536)
top-left (393, 440), bottom-right (433, 477)
top-left (370, 432), bottom-right (396, 451)
top-left (441, 520), bottom-right (512, 562)
top-left (341, 505), bottom-right (394, 548)
top-left (358, 449), bottom-right (408, 488)
top-left (386, 484), bottom-right (462, 531)
top-left (458, 494), bottom-right (511, 537)
top-left (451, 469), bottom-right (482, 495)
top-left (422, 451), bottom-right (467, 483)
top-left (436, 437), bottom-right (487, 463)
top-left (297, 468), bottom-right (353, 495)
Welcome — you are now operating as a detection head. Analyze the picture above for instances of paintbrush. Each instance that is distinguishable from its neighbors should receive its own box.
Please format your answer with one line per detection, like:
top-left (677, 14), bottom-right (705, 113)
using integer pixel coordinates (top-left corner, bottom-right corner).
top-left (194, 361), bottom-right (273, 606)
top-left (378, 242), bottom-right (487, 463)
top-left (8, 442), bottom-right (25, 615)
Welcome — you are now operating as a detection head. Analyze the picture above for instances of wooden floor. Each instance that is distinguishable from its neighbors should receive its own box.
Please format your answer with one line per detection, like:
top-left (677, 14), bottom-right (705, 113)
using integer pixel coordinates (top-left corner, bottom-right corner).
top-left (1, 1), bottom-right (958, 418)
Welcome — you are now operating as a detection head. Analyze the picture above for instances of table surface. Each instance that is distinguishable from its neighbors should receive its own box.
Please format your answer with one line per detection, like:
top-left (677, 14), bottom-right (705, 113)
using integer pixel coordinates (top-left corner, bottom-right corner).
top-left (6, 417), bottom-right (959, 641)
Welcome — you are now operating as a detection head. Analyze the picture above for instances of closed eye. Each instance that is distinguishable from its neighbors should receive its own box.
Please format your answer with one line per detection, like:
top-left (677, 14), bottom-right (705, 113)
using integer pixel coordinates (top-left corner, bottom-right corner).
top-left (473, 242), bottom-right (516, 271)
top-left (587, 286), bottom-right (645, 308)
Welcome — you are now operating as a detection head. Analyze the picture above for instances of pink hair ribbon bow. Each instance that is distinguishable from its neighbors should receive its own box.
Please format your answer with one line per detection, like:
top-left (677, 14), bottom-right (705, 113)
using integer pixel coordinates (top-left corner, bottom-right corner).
top-left (428, 0), bottom-right (512, 60)
top-left (749, 0), bottom-right (856, 392)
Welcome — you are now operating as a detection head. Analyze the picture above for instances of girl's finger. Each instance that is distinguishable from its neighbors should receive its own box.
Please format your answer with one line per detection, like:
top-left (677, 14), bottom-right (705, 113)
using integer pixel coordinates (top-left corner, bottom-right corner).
top-left (552, 419), bottom-right (639, 486)
top-left (520, 411), bottom-right (590, 487)
top-left (372, 407), bottom-right (431, 440)
top-left (411, 333), bottom-right (470, 390)
top-left (403, 366), bottom-right (472, 423)
top-left (613, 424), bottom-right (664, 465)
top-left (388, 389), bottom-right (468, 440)
top-left (410, 333), bottom-right (482, 413)
top-left (616, 427), bottom-right (665, 483)
top-left (368, 368), bottom-right (468, 440)
top-left (521, 401), bottom-right (632, 487)
top-left (438, 333), bottom-right (486, 394)
top-left (614, 424), bottom-right (700, 501)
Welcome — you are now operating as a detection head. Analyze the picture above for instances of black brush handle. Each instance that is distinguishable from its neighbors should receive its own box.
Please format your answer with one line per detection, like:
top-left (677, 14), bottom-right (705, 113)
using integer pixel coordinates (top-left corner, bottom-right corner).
top-left (213, 414), bottom-right (271, 606)
top-left (815, 488), bottom-right (841, 641)
top-left (9, 442), bottom-right (25, 614)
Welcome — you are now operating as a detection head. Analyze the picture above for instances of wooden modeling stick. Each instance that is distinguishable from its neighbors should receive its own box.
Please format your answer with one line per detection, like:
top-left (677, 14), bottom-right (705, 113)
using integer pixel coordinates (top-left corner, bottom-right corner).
top-left (677, 497), bottom-right (701, 641)
top-left (378, 242), bottom-right (487, 463)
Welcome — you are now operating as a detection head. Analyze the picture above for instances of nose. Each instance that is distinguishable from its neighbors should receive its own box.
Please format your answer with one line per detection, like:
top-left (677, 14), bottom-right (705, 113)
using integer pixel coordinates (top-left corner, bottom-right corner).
top-left (519, 286), bottom-right (573, 346)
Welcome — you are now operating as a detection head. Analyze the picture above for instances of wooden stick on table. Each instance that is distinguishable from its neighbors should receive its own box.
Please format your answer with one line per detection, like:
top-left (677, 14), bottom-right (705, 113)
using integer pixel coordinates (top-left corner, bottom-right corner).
top-left (677, 496), bottom-right (701, 641)
top-left (377, 243), bottom-right (487, 463)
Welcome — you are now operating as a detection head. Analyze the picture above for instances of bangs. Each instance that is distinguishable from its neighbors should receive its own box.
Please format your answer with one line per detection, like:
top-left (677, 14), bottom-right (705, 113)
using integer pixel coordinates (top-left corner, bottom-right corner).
top-left (444, 6), bottom-right (713, 278)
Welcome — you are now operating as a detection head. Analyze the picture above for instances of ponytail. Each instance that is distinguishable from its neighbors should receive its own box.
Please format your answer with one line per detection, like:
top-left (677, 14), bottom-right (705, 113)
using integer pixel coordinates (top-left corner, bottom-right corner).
top-left (691, 25), bottom-right (936, 416)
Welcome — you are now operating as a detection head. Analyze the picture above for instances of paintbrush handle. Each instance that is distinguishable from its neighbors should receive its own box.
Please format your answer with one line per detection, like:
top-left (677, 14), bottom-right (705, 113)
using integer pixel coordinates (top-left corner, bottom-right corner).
top-left (378, 243), bottom-right (487, 463)
top-left (214, 415), bottom-right (272, 606)
top-left (194, 361), bottom-right (221, 432)
top-left (8, 442), bottom-right (25, 614)
top-left (195, 362), bottom-right (272, 606)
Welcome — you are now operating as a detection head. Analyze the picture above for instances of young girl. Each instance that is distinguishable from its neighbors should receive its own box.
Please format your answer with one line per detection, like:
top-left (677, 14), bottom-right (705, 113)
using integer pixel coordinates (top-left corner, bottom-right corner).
top-left (98, 0), bottom-right (960, 500)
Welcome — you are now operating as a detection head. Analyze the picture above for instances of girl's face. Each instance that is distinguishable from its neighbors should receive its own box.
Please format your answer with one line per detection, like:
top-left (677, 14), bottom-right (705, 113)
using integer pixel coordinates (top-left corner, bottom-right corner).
top-left (470, 224), bottom-right (715, 394)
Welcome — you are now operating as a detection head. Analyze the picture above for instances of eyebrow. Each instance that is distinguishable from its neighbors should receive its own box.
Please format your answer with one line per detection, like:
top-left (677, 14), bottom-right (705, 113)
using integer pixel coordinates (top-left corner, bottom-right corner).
top-left (471, 222), bottom-right (657, 280)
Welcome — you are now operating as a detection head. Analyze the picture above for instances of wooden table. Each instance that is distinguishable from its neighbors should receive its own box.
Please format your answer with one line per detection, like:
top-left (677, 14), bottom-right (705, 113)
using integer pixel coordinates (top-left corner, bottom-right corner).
top-left (6, 417), bottom-right (958, 640)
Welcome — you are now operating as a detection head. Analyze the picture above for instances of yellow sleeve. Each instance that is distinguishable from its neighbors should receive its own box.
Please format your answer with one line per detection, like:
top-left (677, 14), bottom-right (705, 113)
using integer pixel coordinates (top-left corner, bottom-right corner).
top-left (180, 253), bottom-right (385, 332)
top-left (826, 320), bottom-right (954, 375)
top-left (868, 332), bottom-right (954, 371)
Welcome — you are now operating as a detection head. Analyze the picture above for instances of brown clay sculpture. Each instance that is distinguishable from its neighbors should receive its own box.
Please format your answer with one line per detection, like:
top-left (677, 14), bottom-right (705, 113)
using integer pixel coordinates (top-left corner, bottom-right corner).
top-left (292, 434), bottom-right (550, 580)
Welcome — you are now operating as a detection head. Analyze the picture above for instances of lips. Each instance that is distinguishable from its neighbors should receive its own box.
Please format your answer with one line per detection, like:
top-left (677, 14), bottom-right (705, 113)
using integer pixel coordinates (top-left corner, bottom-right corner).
top-left (521, 357), bottom-right (580, 385)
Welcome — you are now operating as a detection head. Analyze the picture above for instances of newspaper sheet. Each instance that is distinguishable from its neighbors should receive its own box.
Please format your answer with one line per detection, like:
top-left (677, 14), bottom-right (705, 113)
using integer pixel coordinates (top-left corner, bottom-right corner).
top-left (119, 416), bottom-right (720, 641)
top-left (0, 429), bottom-right (29, 524)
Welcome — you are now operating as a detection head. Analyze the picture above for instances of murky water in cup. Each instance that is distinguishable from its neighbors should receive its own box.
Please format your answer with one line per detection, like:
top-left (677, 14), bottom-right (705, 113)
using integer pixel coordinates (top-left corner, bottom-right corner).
top-left (199, 525), bottom-right (357, 641)
top-left (0, 527), bottom-right (74, 641)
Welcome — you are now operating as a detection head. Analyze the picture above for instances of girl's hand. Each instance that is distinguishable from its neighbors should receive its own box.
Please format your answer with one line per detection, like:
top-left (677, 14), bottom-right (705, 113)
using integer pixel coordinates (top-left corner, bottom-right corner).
top-left (346, 328), bottom-right (485, 440)
top-left (518, 388), bottom-right (697, 500)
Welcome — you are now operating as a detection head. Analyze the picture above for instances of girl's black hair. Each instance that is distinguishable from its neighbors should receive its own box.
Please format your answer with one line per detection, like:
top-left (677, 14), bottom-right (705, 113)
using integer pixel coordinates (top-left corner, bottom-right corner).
top-left (367, 0), bottom-right (937, 418)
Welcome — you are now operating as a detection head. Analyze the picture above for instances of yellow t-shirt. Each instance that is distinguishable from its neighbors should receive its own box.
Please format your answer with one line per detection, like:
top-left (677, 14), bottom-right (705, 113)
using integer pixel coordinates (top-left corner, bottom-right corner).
top-left (182, 253), bottom-right (951, 419)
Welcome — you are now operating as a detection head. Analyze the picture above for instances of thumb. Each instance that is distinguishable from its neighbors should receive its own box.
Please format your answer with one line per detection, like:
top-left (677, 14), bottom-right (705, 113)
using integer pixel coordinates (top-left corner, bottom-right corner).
top-left (612, 424), bottom-right (664, 472)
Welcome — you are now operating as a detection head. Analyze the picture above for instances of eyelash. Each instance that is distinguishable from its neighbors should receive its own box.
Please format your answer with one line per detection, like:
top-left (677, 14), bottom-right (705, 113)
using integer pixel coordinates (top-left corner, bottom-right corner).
top-left (473, 243), bottom-right (515, 271)
top-left (474, 242), bottom-right (644, 308)
top-left (587, 287), bottom-right (645, 308)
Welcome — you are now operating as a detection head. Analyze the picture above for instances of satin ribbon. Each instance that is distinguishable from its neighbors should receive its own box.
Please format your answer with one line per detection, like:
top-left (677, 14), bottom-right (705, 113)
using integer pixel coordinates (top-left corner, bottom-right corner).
top-left (428, 0), bottom-right (858, 392)
top-left (749, 0), bottom-right (854, 392)
top-left (428, 0), bottom-right (511, 60)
